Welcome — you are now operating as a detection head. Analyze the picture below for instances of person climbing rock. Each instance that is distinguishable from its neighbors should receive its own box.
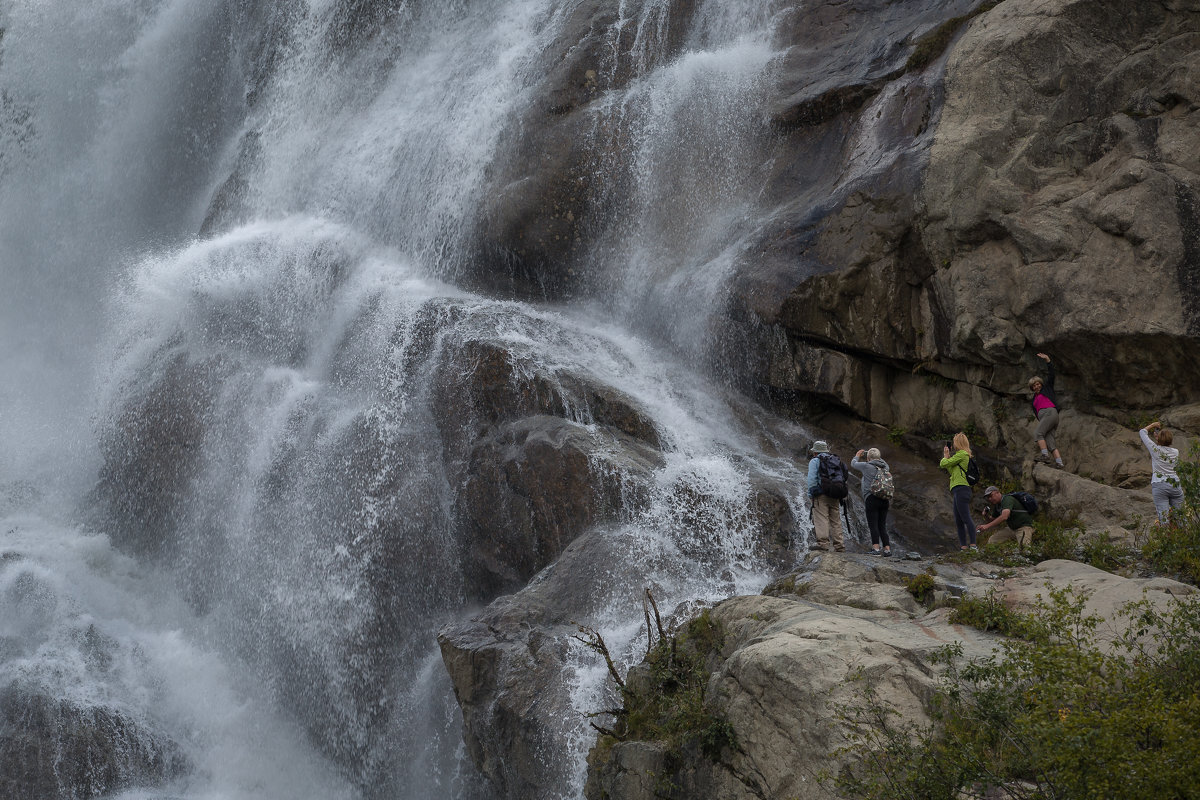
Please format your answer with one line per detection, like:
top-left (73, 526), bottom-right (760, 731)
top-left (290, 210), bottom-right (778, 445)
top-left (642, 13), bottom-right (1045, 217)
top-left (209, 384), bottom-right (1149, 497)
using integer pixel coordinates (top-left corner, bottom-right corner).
top-left (806, 440), bottom-right (846, 552)
top-left (1139, 421), bottom-right (1183, 523)
top-left (1029, 352), bottom-right (1064, 468)
top-left (977, 485), bottom-right (1034, 548)
top-left (850, 447), bottom-right (892, 556)
top-left (939, 432), bottom-right (977, 551)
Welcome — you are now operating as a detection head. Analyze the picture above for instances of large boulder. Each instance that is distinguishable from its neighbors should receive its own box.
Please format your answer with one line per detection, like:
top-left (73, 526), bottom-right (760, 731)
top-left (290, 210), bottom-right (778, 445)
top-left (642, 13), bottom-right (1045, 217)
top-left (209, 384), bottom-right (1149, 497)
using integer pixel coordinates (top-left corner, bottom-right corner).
top-left (0, 685), bottom-right (188, 800)
top-left (584, 552), bottom-right (1197, 800)
top-left (439, 528), bottom-right (653, 800)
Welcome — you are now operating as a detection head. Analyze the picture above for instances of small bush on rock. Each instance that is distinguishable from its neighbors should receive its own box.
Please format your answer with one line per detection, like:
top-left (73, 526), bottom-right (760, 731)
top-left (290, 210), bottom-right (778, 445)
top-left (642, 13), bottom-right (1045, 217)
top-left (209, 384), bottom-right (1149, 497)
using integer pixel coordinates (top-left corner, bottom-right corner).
top-left (947, 591), bottom-right (1027, 636)
top-left (904, 567), bottom-right (937, 604)
top-left (832, 585), bottom-right (1200, 799)
top-left (580, 597), bottom-right (738, 765)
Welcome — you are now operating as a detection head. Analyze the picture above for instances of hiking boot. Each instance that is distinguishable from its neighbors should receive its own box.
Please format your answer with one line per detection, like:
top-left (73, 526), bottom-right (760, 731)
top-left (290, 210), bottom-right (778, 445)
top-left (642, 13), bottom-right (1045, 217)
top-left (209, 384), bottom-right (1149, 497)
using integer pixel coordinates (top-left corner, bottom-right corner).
top-left (1034, 453), bottom-right (1052, 464)
top-left (834, 546), bottom-right (846, 552)
top-left (869, 549), bottom-right (882, 556)
top-left (1053, 461), bottom-right (1065, 469)
top-left (811, 543), bottom-right (829, 551)
top-left (882, 550), bottom-right (892, 557)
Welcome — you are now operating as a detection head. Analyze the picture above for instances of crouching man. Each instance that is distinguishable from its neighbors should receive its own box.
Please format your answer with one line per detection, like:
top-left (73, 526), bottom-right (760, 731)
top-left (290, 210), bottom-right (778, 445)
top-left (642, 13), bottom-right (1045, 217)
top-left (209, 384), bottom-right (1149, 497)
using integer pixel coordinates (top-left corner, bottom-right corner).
top-left (977, 485), bottom-right (1034, 547)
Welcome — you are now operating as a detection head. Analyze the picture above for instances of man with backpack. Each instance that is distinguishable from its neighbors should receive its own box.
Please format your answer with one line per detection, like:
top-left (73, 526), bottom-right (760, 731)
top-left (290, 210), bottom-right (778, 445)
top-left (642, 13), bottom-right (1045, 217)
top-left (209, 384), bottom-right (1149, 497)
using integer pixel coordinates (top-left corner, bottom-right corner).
top-left (807, 440), bottom-right (847, 552)
top-left (977, 485), bottom-right (1036, 547)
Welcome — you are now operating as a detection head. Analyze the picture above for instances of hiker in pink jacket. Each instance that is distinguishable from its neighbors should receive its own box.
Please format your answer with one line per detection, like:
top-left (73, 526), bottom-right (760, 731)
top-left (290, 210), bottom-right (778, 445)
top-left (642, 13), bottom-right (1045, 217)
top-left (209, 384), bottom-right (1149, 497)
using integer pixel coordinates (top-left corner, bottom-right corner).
top-left (1029, 352), bottom-right (1064, 469)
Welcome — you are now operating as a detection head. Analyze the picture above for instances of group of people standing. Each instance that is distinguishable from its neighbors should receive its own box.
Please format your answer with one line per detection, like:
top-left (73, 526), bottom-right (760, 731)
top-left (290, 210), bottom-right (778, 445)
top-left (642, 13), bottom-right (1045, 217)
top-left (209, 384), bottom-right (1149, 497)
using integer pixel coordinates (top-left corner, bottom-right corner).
top-left (805, 441), bottom-right (892, 556)
top-left (804, 351), bottom-right (1188, 556)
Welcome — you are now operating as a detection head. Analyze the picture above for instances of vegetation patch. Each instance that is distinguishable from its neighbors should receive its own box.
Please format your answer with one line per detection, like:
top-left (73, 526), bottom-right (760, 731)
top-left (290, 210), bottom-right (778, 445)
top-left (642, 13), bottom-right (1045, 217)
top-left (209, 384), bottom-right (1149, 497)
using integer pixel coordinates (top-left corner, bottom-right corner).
top-left (948, 590), bottom-right (1027, 636)
top-left (904, 567), bottom-right (937, 604)
top-left (963, 420), bottom-right (988, 448)
top-left (580, 593), bottom-right (738, 766)
top-left (833, 585), bottom-right (1200, 799)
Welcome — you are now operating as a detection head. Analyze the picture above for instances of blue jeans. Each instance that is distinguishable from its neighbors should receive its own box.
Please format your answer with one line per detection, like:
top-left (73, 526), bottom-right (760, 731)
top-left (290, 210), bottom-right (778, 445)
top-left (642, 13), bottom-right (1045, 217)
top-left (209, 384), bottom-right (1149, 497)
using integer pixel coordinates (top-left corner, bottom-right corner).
top-left (952, 485), bottom-right (976, 547)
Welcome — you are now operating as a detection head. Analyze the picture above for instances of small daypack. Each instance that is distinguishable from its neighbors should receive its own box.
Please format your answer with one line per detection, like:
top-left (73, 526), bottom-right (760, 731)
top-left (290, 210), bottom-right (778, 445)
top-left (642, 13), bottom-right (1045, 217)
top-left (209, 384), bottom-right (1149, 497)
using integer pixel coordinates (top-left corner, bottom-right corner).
top-left (817, 453), bottom-right (849, 499)
top-left (869, 465), bottom-right (894, 500)
top-left (964, 456), bottom-right (981, 487)
top-left (1007, 490), bottom-right (1038, 516)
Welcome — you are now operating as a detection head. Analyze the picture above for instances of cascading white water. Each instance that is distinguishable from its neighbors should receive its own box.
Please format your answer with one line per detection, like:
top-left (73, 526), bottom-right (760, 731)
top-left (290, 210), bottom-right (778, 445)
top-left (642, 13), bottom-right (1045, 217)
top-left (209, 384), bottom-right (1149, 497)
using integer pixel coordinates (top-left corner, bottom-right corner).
top-left (0, 1), bottom-right (828, 798)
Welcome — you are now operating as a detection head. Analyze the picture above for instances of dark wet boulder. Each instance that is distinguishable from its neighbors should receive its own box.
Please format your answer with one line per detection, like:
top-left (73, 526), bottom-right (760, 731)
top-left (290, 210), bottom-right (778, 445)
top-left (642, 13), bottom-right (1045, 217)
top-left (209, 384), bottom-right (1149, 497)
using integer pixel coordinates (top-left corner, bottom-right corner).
top-left (0, 684), bottom-right (188, 800)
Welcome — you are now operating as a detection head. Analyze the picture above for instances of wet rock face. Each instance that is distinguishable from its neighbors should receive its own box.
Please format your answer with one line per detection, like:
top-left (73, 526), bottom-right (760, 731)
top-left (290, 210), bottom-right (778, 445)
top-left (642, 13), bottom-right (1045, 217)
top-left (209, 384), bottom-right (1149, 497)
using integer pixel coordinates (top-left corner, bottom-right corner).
top-left (428, 335), bottom-right (664, 597)
top-left (466, 0), bottom-right (700, 300)
top-left (93, 353), bottom-right (227, 560)
top-left (0, 685), bottom-right (188, 800)
top-left (456, 416), bottom-right (655, 597)
top-left (91, 294), bottom-right (672, 790)
top-left (766, 0), bottom-right (1200, 478)
top-left (439, 528), bottom-right (664, 800)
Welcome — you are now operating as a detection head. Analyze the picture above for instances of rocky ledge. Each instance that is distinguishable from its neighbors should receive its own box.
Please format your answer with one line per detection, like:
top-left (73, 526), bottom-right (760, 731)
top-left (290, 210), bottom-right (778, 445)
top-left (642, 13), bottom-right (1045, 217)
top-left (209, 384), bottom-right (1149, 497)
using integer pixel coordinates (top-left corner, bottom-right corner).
top-left (584, 552), bottom-right (1196, 800)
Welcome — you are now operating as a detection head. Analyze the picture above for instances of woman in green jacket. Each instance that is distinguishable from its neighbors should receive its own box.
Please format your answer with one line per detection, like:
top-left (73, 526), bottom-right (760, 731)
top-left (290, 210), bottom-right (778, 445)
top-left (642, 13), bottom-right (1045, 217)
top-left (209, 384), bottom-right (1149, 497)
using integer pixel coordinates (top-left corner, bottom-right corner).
top-left (939, 432), bottom-right (977, 550)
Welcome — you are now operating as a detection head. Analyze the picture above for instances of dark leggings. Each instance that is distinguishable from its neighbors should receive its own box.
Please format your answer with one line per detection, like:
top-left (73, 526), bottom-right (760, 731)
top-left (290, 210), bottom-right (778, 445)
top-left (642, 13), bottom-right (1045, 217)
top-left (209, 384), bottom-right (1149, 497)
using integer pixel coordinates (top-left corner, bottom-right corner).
top-left (951, 485), bottom-right (976, 547)
top-left (865, 495), bottom-right (890, 548)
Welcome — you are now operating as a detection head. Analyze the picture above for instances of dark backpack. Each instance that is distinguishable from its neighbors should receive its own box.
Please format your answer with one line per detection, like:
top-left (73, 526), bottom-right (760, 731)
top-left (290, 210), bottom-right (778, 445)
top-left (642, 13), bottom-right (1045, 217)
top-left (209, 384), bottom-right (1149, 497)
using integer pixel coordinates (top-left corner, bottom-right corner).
top-left (964, 456), bottom-right (981, 487)
top-left (817, 453), bottom-right (849, 500)
top-left (1007, 490), bottom-right (1038, 515)
top-left (869, 465), bottom-right (895, 500)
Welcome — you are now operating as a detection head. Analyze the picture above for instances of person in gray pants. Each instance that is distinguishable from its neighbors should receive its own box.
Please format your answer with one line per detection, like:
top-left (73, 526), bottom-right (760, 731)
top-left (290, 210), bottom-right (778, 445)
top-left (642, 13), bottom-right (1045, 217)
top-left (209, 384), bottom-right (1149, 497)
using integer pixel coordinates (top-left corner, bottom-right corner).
top-left (1029, 352), bottom-right (1064, 468)
top-left (1140, 421), bottom-right (1184, 523)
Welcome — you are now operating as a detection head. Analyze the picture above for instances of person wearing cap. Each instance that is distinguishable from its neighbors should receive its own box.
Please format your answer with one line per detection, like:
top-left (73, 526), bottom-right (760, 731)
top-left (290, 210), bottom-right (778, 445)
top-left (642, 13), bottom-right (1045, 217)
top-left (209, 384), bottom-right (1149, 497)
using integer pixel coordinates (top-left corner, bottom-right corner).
top-left (977, 486), bottom-right (1034, 547)
top-left (806, 440), bottom-right (845, 552)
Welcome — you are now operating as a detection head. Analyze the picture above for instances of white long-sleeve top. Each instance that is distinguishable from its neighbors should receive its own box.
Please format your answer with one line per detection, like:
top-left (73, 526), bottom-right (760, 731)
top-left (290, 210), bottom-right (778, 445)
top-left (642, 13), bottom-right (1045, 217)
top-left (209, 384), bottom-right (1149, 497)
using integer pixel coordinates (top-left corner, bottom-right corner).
top-left (1139, 428), bottom-right (1180, 484)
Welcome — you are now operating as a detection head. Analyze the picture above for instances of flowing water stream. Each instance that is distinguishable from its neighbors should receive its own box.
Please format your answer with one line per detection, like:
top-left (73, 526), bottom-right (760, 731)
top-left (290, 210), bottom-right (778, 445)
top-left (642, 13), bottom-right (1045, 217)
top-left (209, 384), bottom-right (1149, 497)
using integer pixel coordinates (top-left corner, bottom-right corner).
top-left (0, 1), bottom-right (826, 797)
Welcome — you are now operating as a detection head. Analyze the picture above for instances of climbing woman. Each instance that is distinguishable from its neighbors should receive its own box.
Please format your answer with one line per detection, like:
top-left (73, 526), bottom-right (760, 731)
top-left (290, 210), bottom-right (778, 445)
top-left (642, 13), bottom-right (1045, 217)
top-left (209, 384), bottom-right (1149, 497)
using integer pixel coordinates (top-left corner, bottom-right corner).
top-left (939, 432), bottom-right (977, 551)
top-left (1029, 352), bottom-right (1064, 468)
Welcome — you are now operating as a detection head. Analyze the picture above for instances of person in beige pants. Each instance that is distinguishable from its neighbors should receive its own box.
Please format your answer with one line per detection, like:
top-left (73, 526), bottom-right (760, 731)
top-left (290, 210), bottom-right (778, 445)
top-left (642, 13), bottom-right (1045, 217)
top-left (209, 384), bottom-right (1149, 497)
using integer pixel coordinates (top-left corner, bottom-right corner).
top-left (806, 440), bottom-right (845, 551)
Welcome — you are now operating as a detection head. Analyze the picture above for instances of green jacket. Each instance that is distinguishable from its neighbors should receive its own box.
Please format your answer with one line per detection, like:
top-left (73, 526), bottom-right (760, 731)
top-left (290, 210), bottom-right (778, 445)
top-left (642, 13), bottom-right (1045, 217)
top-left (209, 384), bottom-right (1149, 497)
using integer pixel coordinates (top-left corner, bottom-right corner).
top-left (939, 449), bottom-right (971, 489)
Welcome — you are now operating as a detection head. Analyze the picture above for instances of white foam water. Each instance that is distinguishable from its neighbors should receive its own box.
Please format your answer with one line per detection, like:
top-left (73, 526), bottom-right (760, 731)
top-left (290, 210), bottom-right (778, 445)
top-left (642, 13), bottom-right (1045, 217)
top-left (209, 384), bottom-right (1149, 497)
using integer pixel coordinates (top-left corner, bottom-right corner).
top-left (0, 0), bottom-right (824, 797)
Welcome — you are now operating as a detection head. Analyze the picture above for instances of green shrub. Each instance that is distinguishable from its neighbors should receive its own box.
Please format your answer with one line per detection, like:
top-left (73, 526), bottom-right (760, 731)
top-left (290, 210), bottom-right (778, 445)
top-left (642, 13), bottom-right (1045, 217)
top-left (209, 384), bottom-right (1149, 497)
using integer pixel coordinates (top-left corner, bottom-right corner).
top-left (905, 567), bottom-right (937, 604)
top-left (587, 607), bottom-right (738, 763)
top-left (832, 585), bottom-right (1200, 799)
top-left (1030, 516), bottom-right (1083, 561)
top-left (1078, 531), bottom-right (1136, 573)
top-left (948, 591), bottom-right (1027, 636)
top-left (887, 426), bottom-right (906, 445)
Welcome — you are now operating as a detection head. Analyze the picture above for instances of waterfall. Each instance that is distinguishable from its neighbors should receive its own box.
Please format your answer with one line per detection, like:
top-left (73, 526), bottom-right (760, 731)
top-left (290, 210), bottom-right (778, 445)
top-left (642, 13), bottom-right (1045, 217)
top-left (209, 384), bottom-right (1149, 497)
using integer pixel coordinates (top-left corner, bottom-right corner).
top-left (0, 1), bottom-right (822, 798)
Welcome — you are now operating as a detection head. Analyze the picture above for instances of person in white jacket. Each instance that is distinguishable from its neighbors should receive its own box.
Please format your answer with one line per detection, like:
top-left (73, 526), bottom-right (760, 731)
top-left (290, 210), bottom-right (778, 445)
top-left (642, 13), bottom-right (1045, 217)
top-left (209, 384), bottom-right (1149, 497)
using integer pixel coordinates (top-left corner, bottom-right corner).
top-left (1140, 421), bottom-right (1183, 523)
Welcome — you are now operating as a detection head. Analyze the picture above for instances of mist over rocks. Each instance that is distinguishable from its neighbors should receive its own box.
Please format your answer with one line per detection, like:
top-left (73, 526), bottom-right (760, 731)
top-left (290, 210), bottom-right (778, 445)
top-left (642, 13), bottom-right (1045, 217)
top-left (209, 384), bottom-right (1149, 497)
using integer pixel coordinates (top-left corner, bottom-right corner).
top-left (42, 0), bottom-right (1199, 798)
top-left (0, 684), bottom-right (189, 800)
